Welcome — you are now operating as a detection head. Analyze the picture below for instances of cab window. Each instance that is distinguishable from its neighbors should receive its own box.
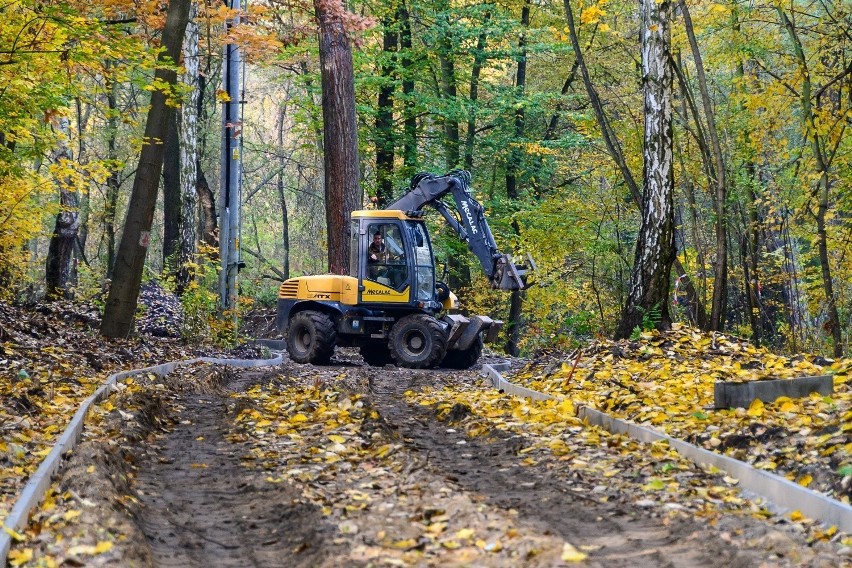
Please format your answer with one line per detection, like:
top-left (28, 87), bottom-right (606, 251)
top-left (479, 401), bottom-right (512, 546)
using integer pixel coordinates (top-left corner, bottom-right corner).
top-left (365, 223), bottom-right (407, 290)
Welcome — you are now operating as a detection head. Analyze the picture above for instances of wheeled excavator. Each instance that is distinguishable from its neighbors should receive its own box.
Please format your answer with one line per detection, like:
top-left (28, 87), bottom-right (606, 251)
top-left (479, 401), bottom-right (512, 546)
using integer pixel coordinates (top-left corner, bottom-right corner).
top-left (276, 170), bottom-right (533, 369)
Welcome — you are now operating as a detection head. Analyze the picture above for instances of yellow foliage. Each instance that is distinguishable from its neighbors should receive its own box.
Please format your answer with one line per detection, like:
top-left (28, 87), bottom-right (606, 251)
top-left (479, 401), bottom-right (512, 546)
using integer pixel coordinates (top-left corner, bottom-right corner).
top-left (0, 171), bottom-right (57, 293)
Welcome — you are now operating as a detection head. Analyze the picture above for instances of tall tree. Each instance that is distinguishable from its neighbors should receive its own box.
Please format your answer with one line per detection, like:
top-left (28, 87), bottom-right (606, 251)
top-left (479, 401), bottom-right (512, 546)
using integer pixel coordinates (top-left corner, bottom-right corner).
top-left (777, 7), bottom-right (844, 357)
top-left (398, 3), bottom-right (418, 175)
top-left (679, 0), bottom-right (728, 332)
top-left (375, 8), bottom-right (398, 206)
top-left (101, 0), bottom-right (192, 338)
top-left (276, 104), bottom-right (291, 280)
top-left (176, 1), bottom-right (200, 294)
top-left (563, 0), bottom-right (705, 330)
top-left (435, 0), bottom-right (460, 170)
top-left (504, 0), bottom-right (531, 356)
top-left (315, 0), bottom-right (361, 274)
top-left (614, 0), bottom-right (676, 338)
top-left (162, 114), bottom-right (180, 269)
top-left (44, 117), bottom-right (78, 299)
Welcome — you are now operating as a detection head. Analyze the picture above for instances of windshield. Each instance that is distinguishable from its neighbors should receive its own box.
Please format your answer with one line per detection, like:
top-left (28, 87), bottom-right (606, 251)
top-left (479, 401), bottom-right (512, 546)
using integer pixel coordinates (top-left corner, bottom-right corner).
top-left (408, 221), bottom-right (435, 302)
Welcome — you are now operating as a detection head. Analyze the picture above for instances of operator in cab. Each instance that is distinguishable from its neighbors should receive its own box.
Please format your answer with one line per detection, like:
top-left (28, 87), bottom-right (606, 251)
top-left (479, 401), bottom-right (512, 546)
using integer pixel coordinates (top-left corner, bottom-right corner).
top-left (368, 232), bottom-right (388, 264)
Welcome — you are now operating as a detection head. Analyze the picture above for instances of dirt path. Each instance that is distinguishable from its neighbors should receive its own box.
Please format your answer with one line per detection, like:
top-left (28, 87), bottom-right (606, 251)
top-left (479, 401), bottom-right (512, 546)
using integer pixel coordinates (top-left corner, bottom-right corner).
top-left (366, 369), bottom-right (791, 567)
top-left (132, 372), bottom-right (341, 568)
top-left (119, 358), bottom-right (847, 567)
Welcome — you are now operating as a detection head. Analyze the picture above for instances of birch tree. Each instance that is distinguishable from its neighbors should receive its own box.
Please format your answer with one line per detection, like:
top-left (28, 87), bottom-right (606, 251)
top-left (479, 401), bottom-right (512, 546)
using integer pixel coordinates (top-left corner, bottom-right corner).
top-left (614, 0), bottom-right (676, 339)
top-left (176, 2), bottom-right (200, 294)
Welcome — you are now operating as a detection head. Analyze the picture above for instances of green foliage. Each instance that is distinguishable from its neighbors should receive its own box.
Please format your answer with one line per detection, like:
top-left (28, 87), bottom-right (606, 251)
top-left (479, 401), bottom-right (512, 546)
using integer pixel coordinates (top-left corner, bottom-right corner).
top-left (179, 250), bottom-right (237, 346)
top-left (630, 303), bottom-right (662, 340)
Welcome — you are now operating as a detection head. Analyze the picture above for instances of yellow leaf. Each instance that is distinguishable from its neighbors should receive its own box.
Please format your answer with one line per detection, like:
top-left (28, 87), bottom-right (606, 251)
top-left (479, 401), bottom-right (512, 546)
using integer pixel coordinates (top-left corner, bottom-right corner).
top-left (455, 528), bottom-right (475, 540)
top-left (790, 510), bottom-right (804, 521)
top-left (390, 538), bottom-right (418, 550)
top-left (291, 413), bottom-right (308, 424)
top-left (797, 474), bottom-right (813, 487)
top-left (746, 398), bottom-right (764, 417)
top-left (561, 542), bottom-right (588, 562)
top-left (67, 544), bottom-right (96, 556)
top-left (8, 548), bottom-right (33, 566)
top-left (64, 510), bottom-right (82, 521)
top-left (580, 6), bottom-right (605, 25)
top-left (94, 541), bottom-right (113, 554)
top-left (328, 435), bottom-right (346, 443)
top-left (3, 526), bottom-right (26, 542)
top-left (441, 540), bottom-right (461, 549)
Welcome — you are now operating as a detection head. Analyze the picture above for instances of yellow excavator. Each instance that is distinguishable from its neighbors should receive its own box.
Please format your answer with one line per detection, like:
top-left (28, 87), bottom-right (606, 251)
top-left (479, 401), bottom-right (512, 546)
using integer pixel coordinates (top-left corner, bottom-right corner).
top-left (277, 170), bottom-right (533, 369)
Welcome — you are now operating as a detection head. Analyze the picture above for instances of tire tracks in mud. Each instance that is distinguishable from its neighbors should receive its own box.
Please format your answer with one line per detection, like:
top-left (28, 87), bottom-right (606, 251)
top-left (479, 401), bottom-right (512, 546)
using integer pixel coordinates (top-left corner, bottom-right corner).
top-left (132, 371), bottom-right (340, 568)
top-left (362, 368), bottom-right (838, 568)
top-left (128, 361), bottom-right (844, 567)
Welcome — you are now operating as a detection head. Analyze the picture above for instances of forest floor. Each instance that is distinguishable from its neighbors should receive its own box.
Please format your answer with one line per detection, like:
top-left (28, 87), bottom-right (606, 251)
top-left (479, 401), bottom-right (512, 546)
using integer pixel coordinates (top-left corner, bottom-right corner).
top-left (2, 303), bottom-right (852, 566)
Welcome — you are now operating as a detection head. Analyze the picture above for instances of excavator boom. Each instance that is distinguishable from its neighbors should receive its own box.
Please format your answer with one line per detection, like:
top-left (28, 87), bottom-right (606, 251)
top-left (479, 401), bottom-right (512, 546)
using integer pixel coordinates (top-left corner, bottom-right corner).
top-left (387, 171), bottom-right (533, 290)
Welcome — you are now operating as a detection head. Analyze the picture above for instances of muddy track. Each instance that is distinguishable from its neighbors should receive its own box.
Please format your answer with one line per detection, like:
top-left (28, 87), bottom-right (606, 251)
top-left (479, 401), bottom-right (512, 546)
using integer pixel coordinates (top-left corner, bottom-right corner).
top-left (123, 359), bottom-right (846, 567)
top-left (366, 370), bottom-right (761, 568)
top-left (132, 371), bottom-right (341, 568)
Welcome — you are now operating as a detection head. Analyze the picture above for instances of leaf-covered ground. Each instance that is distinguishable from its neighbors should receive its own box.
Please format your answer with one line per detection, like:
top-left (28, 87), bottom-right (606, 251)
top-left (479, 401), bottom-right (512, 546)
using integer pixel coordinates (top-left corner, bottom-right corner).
top-left (3, 304), bottom-right (852, 566)
top-left (499, 324), bottom-right (852, 506)
top-left (0, 300), bottom-right (255, 529)
top-left (0, 301), bottom-right (193, 525)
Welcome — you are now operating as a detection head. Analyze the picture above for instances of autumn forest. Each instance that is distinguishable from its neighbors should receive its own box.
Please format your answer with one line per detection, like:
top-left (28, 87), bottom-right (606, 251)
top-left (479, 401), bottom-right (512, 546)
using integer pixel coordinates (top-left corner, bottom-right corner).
top-left (1, 0), bottom-right (851, 356)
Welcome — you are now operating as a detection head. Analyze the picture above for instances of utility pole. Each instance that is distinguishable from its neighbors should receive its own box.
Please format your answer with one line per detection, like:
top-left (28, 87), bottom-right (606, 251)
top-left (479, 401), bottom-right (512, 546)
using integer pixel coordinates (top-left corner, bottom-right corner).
top-left (219, 0), bottom-right (243, 313)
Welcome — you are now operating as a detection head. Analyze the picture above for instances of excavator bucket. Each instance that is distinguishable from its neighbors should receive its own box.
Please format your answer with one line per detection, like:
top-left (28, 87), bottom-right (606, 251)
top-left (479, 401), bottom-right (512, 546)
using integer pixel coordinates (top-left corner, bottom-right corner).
top-left (493, 253), bottom-right (535, 291)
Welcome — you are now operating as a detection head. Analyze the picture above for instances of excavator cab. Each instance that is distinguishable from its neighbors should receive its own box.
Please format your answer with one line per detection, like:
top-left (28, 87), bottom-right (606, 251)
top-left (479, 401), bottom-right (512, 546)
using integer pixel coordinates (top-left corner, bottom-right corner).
top-left (349, 210), bottom-right (444, 312)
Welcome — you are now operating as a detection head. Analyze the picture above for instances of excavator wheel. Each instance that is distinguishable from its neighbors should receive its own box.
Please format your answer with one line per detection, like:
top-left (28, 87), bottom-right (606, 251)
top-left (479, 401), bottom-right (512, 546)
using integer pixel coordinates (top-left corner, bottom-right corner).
top-left (286, 310), bottom-right (337, 364)
top-left (389, 314), bottom-right (448, 369)
top-left (360, 343), bottom-right (392, 367)
top-left (441, 336), bottom-right (483, 369)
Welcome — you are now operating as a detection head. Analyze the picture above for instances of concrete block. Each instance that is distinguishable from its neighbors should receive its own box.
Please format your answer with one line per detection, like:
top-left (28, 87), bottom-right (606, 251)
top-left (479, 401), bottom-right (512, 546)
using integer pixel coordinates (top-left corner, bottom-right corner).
top-left (714, 375), bottom-right (833, 409)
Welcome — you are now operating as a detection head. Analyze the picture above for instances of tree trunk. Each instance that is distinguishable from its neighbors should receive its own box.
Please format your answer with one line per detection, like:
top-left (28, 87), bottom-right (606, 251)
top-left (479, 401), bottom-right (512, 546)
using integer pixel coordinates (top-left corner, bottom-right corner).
top-left (176, 1), bottom-right (200, 294)
top-left (276, 105), bottom-right (290, 280)
top-left (436, 3), bottom-right (460, 170)
top-left (463, 10), bottom-right (491, 170)
top-left (505, 0), bottom-right (529, 202)
top-left (45, 117), bottom-right (78, 299)
top-left (504, 0), bottom-right (530, 356)
top-left (101, 0), bottom-right (192, 339)
top-left (104, 64), bottom-right (121, 279)
top-left (162, 112), bottom-right (180, 270)
top-left (375, 12), bottom-right (398, 206)
top-left (197, 164), bottom-right (218, 250)
top-left (564, 0), bottom-right (704, 331)
top-left (315, 0), bottom-right (361, 274)
top-left (399, 4), bottom-right (417, 175)
top-left (680, 0), bottom-right (727, 331)
top-left (614, 0), bottom-right (675, 339)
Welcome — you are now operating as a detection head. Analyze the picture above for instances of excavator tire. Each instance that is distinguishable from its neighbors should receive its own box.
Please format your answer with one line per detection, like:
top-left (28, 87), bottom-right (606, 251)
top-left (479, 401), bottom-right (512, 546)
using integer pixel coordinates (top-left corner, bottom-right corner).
top-left (286, 310), bottom-right (336, 364)
top-left (360, 343), bottom-right (392, 367)
top-left (389, 314), bottom-right (448, 369)
top-left (441, 336), bottom-right (483, 369)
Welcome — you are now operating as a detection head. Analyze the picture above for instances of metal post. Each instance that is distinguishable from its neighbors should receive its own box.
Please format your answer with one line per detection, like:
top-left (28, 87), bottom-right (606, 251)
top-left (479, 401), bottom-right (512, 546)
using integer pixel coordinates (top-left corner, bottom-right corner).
top-left (219, 0), bottom-right (242, 313)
